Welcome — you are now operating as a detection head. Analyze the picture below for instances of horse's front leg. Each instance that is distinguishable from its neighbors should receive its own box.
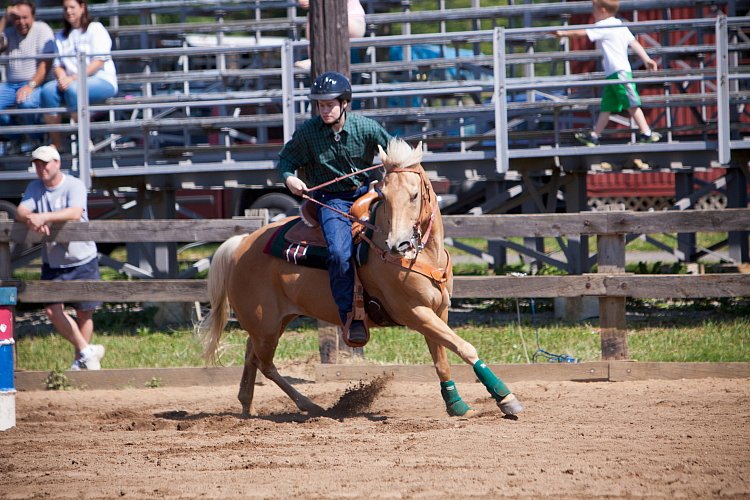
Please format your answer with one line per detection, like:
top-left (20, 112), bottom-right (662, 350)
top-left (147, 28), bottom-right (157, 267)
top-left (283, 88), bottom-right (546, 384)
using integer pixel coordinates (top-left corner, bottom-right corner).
top-left (410, 306), bottom-right (523, 416)
top-left (425, 339), bottom-right (474, 417)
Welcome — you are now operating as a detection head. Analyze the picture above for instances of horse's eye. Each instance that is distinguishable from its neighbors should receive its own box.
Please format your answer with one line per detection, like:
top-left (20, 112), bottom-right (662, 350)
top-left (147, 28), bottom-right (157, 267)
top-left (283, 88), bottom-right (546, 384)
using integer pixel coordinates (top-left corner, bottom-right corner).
top-left (411, 192), bottom-right (418, 202)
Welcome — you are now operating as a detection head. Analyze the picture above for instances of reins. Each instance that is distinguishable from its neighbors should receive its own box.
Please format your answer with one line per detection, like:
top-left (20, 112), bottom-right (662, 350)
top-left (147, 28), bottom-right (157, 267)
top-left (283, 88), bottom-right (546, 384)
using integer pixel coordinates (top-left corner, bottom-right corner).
top-left (301, 163), bottom-right (384, 231)
top-left (306, 163), bottom-right (383, 193)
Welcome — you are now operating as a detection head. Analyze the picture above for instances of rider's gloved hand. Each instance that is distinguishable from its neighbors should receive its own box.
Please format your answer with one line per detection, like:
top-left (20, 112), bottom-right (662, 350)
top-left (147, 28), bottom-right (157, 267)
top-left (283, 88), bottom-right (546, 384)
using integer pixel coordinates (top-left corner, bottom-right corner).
top-left (285, 176), bottom-right (308, 197)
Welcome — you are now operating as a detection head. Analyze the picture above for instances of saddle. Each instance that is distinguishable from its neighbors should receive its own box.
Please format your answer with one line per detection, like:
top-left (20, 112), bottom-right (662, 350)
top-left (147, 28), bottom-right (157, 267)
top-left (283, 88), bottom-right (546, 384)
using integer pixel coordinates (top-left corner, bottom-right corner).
top-left (263, 190), bottom-right (401, 348)
top-left (297, 189), bottom-right (381, 244)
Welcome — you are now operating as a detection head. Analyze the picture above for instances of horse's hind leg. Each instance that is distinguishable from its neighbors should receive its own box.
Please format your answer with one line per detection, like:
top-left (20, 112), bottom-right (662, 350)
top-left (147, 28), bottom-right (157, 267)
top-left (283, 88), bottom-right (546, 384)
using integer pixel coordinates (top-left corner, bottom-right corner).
top-left (260, 361), bottom-right (324, 415)
top-left (425, 339), bottom-right (473, 417)
top-left (238, 336), bottom-right (259, 417)
top-left (251, 325), bottom-right (324, 415)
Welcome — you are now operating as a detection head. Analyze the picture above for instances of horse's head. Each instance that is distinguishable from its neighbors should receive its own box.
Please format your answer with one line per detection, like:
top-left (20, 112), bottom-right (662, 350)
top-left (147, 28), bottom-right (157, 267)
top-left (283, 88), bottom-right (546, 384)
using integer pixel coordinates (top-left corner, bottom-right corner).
top-left (377, 138), bottom-right (434, 260)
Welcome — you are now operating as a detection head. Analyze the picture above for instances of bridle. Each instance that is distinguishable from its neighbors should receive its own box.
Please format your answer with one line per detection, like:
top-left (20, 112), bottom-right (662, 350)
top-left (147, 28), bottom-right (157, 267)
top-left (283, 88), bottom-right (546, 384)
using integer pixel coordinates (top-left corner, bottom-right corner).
top-left (386, 165), bottom-right (436, 257)
top-left (359, 164), bottom-right (450, 290)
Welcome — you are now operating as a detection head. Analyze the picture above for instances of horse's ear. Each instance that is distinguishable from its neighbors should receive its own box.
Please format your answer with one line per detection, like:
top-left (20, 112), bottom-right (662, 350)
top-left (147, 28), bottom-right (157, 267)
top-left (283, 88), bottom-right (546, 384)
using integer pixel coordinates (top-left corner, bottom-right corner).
top-left (377, 144), bottom-right (388, 164)
top-left (415, 141), bottom-right (422, 152)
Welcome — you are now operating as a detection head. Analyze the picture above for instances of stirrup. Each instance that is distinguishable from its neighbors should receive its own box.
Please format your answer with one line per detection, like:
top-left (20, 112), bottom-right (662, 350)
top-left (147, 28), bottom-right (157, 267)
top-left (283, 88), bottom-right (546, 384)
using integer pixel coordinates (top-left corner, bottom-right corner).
top-left (342, 312), bottom-right (370, 348)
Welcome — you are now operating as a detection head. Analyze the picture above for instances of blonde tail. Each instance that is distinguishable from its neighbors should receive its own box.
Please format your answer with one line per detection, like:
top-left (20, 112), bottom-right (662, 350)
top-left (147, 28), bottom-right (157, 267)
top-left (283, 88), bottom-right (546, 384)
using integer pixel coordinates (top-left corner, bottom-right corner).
top-left (197, 234), bottom-right (246, 364)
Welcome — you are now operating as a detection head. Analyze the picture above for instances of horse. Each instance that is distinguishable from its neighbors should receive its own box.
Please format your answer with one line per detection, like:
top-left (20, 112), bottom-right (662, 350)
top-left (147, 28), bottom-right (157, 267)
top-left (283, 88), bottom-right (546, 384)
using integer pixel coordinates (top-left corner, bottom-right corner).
top-left (198, 138), bottom-right (523, 418)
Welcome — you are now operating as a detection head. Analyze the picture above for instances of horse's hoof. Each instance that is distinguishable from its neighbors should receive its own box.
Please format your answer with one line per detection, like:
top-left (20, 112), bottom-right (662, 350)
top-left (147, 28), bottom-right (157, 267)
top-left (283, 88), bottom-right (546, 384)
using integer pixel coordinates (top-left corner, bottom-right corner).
top-left (240, 407), bottom-right (258, 418)
top-left (497, 393), bottom-right (524, 416)
top-left (446, 399), bottom-right (474, 417)
top-left (302, 404), bottom-right (325, 416)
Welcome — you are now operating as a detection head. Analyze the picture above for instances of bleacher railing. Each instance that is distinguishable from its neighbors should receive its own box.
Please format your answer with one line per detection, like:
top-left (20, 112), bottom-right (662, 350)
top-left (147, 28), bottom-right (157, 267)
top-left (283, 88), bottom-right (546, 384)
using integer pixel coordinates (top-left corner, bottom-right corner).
top-left (0, 15), bottom-right (747, 189)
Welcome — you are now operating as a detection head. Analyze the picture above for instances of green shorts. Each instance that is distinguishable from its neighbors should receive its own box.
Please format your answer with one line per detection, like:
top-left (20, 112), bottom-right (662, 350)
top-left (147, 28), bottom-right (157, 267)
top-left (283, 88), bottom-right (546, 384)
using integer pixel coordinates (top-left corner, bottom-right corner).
top-left (601, 71), bottom-right (641, 113)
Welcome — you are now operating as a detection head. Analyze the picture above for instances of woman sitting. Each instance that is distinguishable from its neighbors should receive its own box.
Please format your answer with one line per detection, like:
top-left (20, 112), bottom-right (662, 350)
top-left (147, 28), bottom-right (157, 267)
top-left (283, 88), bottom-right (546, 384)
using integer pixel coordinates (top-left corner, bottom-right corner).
top-left (40, 0), bottom-right (117, 151)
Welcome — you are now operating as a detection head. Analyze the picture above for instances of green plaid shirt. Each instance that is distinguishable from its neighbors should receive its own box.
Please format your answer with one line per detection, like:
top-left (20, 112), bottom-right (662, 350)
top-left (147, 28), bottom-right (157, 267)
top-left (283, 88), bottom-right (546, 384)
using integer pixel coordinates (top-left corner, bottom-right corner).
top-left (278, 113), bottom-right (392, 192)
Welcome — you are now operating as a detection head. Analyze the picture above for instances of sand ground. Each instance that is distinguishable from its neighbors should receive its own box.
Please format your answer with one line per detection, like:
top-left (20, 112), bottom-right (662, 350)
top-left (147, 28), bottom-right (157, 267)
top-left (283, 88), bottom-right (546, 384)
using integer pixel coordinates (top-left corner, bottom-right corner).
top-left (2, 375), bottom-right (749, 499)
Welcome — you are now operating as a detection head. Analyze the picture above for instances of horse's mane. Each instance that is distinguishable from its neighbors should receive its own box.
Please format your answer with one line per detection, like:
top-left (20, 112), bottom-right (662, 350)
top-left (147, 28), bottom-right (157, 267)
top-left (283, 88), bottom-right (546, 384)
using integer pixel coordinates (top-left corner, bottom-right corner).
top-left (382, 138), bottom-right (423, 171)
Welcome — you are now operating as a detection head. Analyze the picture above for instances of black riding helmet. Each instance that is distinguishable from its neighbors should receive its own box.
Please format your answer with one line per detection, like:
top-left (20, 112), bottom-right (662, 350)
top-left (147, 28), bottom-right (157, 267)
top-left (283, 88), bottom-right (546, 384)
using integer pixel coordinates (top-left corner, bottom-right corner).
top-left (309, 71), bottom-right (352, 102)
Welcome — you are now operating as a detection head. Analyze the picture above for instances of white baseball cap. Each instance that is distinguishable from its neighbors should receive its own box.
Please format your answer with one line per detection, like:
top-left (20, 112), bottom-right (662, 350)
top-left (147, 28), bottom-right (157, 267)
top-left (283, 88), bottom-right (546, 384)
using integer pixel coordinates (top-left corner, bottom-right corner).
top-left (31, 146), bottom-right (61, 163)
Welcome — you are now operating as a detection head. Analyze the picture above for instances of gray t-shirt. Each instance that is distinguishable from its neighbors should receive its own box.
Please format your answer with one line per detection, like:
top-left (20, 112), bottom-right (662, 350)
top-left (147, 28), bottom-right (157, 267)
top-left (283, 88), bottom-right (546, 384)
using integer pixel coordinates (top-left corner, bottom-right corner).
top-left (2, 20), bottom-right (55, 83)
top-left (20, 173), bottom-right (97, 269)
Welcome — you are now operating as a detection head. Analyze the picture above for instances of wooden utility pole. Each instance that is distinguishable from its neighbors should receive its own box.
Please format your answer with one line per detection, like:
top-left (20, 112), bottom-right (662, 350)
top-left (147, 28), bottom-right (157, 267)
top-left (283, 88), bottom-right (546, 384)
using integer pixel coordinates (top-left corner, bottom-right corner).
top-left (309, 0), bottom-right (350, 82)
top-left (309, 0), bottom-right (357, 360)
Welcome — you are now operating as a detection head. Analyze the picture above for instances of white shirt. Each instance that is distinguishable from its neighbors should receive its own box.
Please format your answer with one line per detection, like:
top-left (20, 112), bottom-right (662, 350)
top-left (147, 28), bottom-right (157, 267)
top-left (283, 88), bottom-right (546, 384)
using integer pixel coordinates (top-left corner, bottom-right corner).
top-left (585, 17), bottom-right (635, 76)
top-left (53, 21), bottom-right (117, 91)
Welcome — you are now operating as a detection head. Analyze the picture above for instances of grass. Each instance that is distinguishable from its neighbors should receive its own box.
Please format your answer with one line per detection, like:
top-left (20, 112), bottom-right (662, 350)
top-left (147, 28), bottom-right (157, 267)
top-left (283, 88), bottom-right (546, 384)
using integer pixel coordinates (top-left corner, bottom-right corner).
top-left (449, 233), bottom-right (728, 260)
top-left (11, 237), bottom-right (746, 371)
top-left (14, 299), bottom-right (750, 371)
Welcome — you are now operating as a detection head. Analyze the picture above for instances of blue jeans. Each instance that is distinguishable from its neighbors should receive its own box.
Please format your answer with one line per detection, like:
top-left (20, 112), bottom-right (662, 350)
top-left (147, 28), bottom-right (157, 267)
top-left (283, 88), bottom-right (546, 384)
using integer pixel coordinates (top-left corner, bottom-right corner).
top-left (0, 81), bottom-right (44, 139)
top-left (40, 76), bottom-right (116, 112)
top-left (316, 185), bottom-right (369, 325)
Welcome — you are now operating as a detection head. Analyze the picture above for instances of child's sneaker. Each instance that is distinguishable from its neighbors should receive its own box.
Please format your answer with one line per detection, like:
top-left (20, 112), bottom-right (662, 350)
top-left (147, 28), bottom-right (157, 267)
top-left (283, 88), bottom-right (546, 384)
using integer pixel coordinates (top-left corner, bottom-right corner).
top-left (638, 131), bottom-right (662, 143)
top-left (76, 344), bottom-right (105, 370)
top-left (575, 131), bottom-right (599, 147)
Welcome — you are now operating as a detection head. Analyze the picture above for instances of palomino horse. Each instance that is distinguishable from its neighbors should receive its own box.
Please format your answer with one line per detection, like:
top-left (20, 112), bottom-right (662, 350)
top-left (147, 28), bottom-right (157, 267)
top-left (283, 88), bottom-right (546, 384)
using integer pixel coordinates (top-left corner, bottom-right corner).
top-left (199, 138), bottom-right (523, 418)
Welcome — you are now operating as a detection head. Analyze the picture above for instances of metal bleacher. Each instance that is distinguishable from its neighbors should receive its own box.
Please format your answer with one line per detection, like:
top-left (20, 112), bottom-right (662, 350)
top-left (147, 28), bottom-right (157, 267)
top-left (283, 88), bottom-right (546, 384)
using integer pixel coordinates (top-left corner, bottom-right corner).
top-left (1, 0), bottom-right (749, 271)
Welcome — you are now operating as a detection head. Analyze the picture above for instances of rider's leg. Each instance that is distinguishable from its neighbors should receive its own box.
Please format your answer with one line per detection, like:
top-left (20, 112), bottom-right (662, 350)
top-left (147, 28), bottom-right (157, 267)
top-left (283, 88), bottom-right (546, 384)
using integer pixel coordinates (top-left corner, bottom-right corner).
top-left (317, 191), bottom-right (369, 345)
top-left (318, 195), bottom-right (356, 326)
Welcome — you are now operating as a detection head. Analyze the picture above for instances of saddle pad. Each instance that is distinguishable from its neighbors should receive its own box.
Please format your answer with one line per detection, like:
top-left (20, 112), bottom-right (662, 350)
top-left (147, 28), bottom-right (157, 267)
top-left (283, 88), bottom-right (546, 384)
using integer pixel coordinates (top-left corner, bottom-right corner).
top-left (263, 217), bottom-right (329, 270)
top-left (264, 206), bottom-right (378, 271)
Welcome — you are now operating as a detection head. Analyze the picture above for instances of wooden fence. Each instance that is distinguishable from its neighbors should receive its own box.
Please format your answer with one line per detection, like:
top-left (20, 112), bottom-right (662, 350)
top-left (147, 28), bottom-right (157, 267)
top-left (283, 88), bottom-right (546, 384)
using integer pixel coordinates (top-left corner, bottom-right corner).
top-left (1, 208), bottom-right (749, 360)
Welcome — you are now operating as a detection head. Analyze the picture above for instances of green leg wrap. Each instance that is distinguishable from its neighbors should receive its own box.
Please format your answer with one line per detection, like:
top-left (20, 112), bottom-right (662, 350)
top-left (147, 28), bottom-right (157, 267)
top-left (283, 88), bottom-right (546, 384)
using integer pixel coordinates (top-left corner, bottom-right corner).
top-left (473, 360), bottom-right (511, 401)
top-left (440, 380), bottom-right (472, 417)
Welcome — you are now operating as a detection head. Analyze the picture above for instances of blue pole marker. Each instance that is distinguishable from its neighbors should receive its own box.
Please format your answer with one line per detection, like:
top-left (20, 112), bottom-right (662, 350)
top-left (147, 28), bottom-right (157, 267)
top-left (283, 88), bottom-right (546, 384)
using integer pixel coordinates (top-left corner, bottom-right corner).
top-left (0, 287), bottom-right (17, 431)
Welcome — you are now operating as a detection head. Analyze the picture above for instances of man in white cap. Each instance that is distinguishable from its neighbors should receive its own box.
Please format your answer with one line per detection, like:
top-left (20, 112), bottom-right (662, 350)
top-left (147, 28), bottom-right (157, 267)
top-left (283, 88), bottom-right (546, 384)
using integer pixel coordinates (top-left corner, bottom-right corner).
top-left (15, 145), bottom-right (105, 370)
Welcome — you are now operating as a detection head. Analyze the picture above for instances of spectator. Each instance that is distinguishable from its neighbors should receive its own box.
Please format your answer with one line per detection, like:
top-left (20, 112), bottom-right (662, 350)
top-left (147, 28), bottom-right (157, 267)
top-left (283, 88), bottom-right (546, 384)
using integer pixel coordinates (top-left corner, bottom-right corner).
top-left (0, 0), bottom-right (55, 154)
top-left (294, 0), bottom-right (366, 70)
top-left (15, 145), bottom-right (105, 371)
top-left (40, 0), bottom-right (117, 151)
top-left (556, 0), bottom-right (661, 147)
top-left (278, 71), bottom-right (391, 346)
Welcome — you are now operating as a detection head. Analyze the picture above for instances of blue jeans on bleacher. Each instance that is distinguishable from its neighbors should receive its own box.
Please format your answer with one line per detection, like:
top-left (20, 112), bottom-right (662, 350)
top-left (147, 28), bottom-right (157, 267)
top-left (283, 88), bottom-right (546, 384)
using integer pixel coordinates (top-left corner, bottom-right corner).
top-left (40, 76), bottom-right (116, 112)
top-left (0, 82), bottom-right (44, 140)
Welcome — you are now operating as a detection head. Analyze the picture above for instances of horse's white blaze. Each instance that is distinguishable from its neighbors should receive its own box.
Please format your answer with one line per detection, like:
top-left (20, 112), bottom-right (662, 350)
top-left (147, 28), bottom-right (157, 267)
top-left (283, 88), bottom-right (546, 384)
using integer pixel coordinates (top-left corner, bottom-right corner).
top-left (381, 139), bottom-right (424, 258)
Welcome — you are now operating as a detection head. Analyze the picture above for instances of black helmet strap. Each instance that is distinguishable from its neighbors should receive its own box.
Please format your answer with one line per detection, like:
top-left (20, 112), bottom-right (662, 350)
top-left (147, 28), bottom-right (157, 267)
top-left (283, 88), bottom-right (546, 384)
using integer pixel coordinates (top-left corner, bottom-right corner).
top-left (320, 99), bottom-right (348, 128)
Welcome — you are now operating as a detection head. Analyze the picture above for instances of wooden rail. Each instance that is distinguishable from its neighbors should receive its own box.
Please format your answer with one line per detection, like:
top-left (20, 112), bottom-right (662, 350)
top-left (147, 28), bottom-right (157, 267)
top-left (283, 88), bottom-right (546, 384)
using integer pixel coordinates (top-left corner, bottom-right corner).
top-left (2, 209), bottom-right (749, 359)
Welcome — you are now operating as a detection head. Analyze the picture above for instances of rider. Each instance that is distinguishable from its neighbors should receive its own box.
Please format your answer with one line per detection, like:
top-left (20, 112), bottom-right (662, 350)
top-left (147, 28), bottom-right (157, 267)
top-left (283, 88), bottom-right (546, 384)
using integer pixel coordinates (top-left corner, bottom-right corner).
top-left (278, 71), bottom-right (392, 345)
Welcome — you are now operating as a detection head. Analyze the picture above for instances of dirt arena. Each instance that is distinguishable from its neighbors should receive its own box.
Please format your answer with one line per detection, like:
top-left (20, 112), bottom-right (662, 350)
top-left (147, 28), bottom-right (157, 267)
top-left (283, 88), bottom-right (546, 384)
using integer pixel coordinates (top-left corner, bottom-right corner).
top-left (2, 374), bottom-right (749, 499)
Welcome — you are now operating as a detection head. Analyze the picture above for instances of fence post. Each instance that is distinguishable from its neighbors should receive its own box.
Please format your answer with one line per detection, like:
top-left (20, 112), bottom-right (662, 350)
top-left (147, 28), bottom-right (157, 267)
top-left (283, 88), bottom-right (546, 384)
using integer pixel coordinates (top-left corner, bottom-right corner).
top-left (597, 205), bottom-right (628, 360)
top-left (317, 320), bottom-right (339, 364)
